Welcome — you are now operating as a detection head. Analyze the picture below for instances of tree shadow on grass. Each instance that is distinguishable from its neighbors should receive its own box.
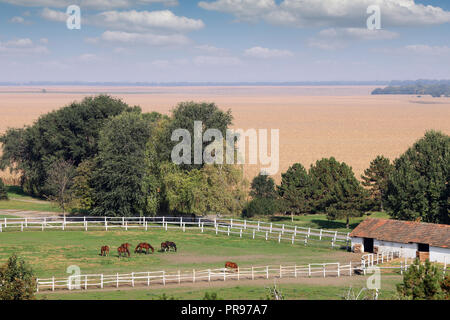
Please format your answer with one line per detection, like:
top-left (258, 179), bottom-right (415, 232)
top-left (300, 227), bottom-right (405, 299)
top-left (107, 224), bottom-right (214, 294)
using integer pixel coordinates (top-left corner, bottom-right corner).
top-left (310, 219), bottom-right (359, 230)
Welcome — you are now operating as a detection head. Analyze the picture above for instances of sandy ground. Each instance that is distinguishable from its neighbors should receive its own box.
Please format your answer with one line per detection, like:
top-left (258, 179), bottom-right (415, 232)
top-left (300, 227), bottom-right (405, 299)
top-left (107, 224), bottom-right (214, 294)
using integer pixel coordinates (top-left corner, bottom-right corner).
top-left (1, 86), bottom-right (449, 182)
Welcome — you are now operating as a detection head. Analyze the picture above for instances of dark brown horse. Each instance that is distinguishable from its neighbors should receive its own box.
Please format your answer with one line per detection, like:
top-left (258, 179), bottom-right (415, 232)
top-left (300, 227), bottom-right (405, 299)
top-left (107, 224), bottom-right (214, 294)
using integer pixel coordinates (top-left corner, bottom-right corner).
top-left (118, 243), bottom-right (131, 258)
top-left (135, 242), bottom-right (154, 254)
top-left (161, 241), bottom-right (177, 252)
top-left (100, 245), bottom-right (109, 256)
top-left (225, 261), bottom-right (238, 271)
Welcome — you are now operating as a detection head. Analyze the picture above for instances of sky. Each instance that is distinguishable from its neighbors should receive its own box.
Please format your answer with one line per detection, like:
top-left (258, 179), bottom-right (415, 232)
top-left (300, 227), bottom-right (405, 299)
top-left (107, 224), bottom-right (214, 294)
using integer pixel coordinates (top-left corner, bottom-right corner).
top-left (1, 0), bottom-right (450, 82)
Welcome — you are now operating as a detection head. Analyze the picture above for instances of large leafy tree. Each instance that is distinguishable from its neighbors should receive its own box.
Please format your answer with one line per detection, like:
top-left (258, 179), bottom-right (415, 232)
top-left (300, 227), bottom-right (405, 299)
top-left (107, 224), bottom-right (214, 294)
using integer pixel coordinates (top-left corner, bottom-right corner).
top-left (277, 163), bottom-right (312, 215)
top-left (160, 101), bottom-right (233, 169)
top-left (90, 112), bottom-right (154, 216)
top-left (385, 131), bottom-right (449, 224)
top-left (0, 95), bottom-right (134, 196)
top-left (309, 158), bottom-right (369, 228)
top-left (361, 155), bottom-right (393, 211)
top-left (0, 254), bottom-right (36, 300)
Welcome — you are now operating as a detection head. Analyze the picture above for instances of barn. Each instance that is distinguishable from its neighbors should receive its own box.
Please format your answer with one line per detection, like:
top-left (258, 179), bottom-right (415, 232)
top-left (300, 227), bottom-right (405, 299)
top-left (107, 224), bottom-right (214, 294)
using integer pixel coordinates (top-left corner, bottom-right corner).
top-left (350, 218), bottom-right (450, 263)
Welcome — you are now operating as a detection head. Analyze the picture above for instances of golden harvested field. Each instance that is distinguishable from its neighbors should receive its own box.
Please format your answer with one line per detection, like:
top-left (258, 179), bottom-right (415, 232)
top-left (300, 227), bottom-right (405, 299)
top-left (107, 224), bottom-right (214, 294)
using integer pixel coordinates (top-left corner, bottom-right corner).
top-left (1, 86), bottom-right (449, 183)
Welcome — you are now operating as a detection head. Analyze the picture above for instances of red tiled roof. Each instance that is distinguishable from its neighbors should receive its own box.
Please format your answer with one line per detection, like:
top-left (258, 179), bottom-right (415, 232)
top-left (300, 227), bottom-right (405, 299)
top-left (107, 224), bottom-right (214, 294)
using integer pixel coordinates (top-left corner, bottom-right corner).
top-left (349, 218), bottom-right (450, 248)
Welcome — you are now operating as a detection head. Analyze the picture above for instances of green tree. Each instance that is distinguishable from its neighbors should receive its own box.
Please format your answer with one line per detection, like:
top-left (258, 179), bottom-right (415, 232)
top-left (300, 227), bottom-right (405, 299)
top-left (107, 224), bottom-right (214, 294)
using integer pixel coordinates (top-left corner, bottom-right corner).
top-left (309, 158), bottom-right (369, 228)
top-left (71, 159), bottom-right (95, 213)
top-left (0, 254), bottom-right (36, 300)
top-left (160, 101), bottom-right (233, 169)
top-left (0, 178), bottom-right (8, 200)
top-left (244, 197), bottom-right (279, 218)
top-left (0, 95), bottom-right (134, 196)
top-left (385, 131), bottom-right (449, 224)
top-left (44, 159), bottom-right (76, 213)
top-left (91, 112), bottom-right (153, 216)
top-left (361, 155), bottom-right (393, 211)
top-left (277, 163), bottom-right (312, 218)
top-left (250, 173), bottom-right (277, 199)
top-left (397, 259), bottom-right (445, 300)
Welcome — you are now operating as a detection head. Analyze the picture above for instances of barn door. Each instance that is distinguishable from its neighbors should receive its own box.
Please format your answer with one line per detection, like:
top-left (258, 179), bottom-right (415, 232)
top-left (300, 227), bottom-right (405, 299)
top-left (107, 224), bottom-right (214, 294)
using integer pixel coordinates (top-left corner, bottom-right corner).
top-left (363, 238), bottom-right (374, 253)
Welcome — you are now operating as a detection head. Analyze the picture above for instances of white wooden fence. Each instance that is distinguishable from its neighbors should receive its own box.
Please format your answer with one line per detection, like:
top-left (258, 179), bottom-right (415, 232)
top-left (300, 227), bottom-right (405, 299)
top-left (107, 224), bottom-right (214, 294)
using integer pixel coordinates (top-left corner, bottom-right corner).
top-left (0, 216), bottom-right (350, 249)
top-left (36, 260), bottom-right (370, 292)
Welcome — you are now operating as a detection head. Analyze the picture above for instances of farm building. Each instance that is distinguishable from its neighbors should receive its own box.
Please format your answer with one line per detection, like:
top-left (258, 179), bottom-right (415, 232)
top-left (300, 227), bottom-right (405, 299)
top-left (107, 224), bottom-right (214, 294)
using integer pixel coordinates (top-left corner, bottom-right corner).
top-left (350, 218), bottom-right (450, 263)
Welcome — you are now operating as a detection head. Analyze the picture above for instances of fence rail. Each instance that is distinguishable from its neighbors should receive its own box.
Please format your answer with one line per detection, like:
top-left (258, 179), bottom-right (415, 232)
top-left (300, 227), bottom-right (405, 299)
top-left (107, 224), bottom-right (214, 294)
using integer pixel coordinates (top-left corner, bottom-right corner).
top-left (36, 251), bottom-right (398, 292)
top-left (0, 216), bottom-right (350, 249)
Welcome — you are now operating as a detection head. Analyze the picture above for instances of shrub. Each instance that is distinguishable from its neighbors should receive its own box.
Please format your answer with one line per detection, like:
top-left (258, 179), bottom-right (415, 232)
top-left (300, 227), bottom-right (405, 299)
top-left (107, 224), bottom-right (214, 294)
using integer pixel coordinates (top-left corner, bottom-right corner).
top-left (244, 197), bottom-right (279, 218)
top-left (0, 254), bottom-right (36, 300)
top-left (0, 178), bottom-right (7, 200)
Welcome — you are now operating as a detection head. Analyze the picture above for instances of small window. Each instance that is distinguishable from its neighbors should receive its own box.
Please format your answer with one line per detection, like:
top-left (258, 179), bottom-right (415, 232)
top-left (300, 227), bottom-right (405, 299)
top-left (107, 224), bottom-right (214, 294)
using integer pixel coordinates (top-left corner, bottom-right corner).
top-left (418, 243), bottom-right (429, 252)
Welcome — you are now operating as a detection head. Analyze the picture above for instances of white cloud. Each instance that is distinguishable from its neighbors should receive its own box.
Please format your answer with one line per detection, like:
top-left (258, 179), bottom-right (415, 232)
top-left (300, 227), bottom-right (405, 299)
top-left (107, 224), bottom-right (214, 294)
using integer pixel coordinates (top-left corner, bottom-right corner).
top-left (40, 8), bottom-right (67, 22)
top-left (99, 30), bottom-right (190, 46)
top-left (39, 38), bottom-right (49, 44)
top-left (243, 46), bottom-right (293, 58)
top-left (375, 44), bottom-right (450, 56)
top-left (9, 16), bottom-right (26, 24)
top-left (1, 0), bottom-right (178, 9)
top-left (195, 44), bottom-right (228, 55)
top-left (199, 0), bottom-right (450, 27)
top-left (308, 27), bottom-right (399, 50)
top-left (0, 38), bottom-right (49, 55)
top-left (93, 10), bottom-right (204, 33)
top-left (78, 53), bottom-right (99, 62)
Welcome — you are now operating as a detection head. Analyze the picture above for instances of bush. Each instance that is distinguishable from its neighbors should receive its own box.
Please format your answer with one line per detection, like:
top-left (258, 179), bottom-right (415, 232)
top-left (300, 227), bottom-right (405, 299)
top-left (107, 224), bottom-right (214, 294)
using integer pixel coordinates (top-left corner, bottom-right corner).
top-left (0, 178), bottom-right (7, 200)
top-left (0, 254), bottom-right (36, 300)
top-left (244, 197), bottom-right (279, 218)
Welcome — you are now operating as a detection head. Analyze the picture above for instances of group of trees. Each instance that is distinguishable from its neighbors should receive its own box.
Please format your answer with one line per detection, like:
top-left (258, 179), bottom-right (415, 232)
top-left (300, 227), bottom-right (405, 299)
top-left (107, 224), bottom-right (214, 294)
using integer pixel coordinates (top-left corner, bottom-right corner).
top-left (246, 130), bottom-right (449, 225)
top-left (0, 96), bottom-right (246, 217)
top-left (0, 95), bottom-right (448, 224)
top-left (246, 158), bottom-right (372, 228)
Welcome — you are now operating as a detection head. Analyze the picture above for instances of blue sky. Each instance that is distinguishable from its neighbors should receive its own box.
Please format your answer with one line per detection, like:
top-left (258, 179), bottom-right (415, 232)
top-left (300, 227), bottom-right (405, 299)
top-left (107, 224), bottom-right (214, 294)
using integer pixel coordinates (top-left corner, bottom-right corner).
top-left (1, 0), bottom-right (450, 82)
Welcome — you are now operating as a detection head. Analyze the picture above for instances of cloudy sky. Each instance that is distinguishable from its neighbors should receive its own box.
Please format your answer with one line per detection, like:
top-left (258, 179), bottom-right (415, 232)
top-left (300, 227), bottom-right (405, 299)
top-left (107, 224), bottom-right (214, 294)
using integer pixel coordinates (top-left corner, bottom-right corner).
top-left (1, 0), bottom-right (450, 82)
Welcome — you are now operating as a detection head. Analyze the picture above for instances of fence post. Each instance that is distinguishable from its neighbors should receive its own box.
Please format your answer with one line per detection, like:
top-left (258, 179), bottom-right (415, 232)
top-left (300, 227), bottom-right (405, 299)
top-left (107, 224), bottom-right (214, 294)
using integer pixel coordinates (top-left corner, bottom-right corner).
top-left (223, 268), bottom-right (226, 281)
top-left (323, 264), bottom-right (326, 278)
top-left (25, 218), bottom-right (28, 228)
top-left (0, 222), bottom-right (2, 232)
top-left (265, 231), bottom-right (268, 241)
top-left (178, 270), bottom-right (181, 284)
top-left (308, 264), bottom-right (311, 277)
top-left (101, 274), bottom-right (103, 289)
top-left (193, 269), bottom-right (195, 283)
top-left (52, 276), bottom-right (55, 291)
top-left (279, 265), bottom-right (282, 278)
top-left (319, 229), bottom-right (322, 240)
top-left (270, 223), bottom-right (272, 233)
top-left (21, 222), bottom-right (23, 232)
top-left (131, 272), bottom-right (134, 287)
top-left (63, 215), bottom-right (66, 230)
top-left (253, 229), bottom-right (255, 239)
top-left (251, 266), bottom-right (254, 280)
top-left (282, 224), bottom-right (285, 234)
top-left (145, 221), bottom-right (148, 231)
top-left (105, 217), bottom-right (108, 231)
top-left (215, 225), bottom-right (218, 235)
top-left (227, 226), bottom-right (230, 236)
top-left (237, 267), bottom-right (240, 280)
top-left (292, 234), bottom-right (295, 245)
top-left (214, 217), bottom-right (217, 228)
top-left (208, 269), bottom-right (211, 282)
top-left (334, 231), bottom-right (337, 243)
top-left (43, 217), bottom-right (46, 231)
top-left (162, 216), bottom-right (165, 227)
top-left (337, 263), bottom-right (340, 277)
top-left (257, 221), bottom-right (260, 231)
top-left (230, 218), bottom-right (233, 229)
top-left (147, 272), bottom-right (150, 286)
top-left (244, 220), bottom-right (246, 230)
top-left (294, 226), bottom-right (297, 236)
top-left (307, 228), bottom-right (310, 238)
top-left (125, 220), bottom-right (128, 231)
top-left (294, 264), bottom-right (297, 278)
top-left (201, 222), bottom-right (204, 233)
top-left (163, 271), bottom-right (166, 286)
top-left (278, 233), bottom-right (281, 243)
top-left (84, 217), bottom-right (87, 231)
top-left (85, 275), bottom-right (88, 290)
top-left (183, 223), bottom-right (186, 232)
top-left (122, 217), bottom-right (124, 228)
top-left (239, 229), bottom-right (242, 238)
top-left (349, 261), bottom-right (352, 276)
top-left (165, 222), bottom-right (168, 231)
top-left (180, 216), bottom-right (183, 227)
top-left (266, 266), bottom-right (269, 279)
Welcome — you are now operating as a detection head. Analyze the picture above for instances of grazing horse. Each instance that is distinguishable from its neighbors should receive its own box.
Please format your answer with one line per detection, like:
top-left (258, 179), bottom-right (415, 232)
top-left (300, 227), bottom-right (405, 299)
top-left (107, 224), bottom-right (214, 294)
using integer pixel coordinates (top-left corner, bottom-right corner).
top-left (135, 242), bottom-right (154, 254)
top-left (161, 241), bottom-right (177, 252)
top-left (225, 261), bottom-right (238, 271)
top-left (118, 243), bottom-right (131, 258)
top-left (100, 245), bottom-right (109, 256)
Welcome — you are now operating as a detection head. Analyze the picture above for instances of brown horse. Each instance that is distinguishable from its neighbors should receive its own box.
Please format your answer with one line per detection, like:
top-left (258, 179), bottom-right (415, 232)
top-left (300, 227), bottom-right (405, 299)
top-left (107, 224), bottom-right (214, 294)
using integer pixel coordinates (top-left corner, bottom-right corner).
top-left (225, 261), bottom-right (238, 271)
top-left (135, 242), bottom-right (154, 254)
top-left (100, 245), bottom-right (109, 256)
top-left (118, 243), bottom-right (131, 258)
top-left (161, 241), bottom-right (177, 252)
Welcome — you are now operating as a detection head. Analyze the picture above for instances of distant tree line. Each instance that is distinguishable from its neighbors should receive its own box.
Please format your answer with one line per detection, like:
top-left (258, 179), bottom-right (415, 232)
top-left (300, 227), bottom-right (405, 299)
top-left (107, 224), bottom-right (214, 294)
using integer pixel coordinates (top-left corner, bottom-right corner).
top-left (0, 95), bottom-right (448, 225)
top-left (372, 81), bottom-right (450, 97)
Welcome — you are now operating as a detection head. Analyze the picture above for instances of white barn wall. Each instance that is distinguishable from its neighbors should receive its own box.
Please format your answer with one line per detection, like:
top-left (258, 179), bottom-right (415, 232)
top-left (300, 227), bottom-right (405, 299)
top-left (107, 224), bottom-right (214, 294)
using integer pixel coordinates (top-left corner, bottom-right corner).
top-left (430, 246), bottom-right (450, 264)
top-left (373, 240), bottom-right (417, 258)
